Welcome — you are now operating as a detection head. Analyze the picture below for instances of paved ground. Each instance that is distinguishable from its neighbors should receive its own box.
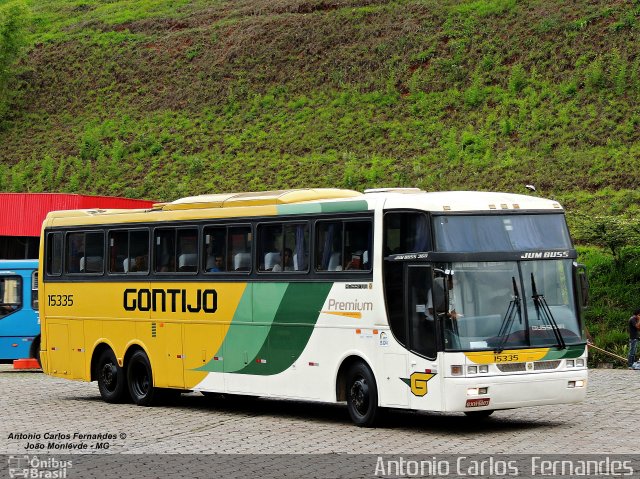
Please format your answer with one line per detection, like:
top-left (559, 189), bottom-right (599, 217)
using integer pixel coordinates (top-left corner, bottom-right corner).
top-left (0, 365), bottom-right (633, 457)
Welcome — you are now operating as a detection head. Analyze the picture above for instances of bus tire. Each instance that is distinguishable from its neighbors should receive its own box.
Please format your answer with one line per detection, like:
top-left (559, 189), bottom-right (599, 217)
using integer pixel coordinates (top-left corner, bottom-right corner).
top-left (127, 350), bottom-right (158, 406)
top-left (30, 335), bottom-right (41, 368)
top-left (97, 349), bottom-right (129, 403)
top-left (346, 362), bottom-right (379, 427)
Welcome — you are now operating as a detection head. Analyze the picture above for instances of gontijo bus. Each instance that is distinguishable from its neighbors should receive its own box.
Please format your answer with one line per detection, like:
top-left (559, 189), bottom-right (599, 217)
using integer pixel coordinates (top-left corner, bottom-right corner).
top-left (38, 188), bottom-right (588, 426)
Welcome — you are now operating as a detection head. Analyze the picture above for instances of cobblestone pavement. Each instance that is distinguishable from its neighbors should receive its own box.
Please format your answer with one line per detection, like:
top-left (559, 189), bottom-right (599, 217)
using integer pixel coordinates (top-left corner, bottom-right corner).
top-left (0, 365), bottom-right (633, 457)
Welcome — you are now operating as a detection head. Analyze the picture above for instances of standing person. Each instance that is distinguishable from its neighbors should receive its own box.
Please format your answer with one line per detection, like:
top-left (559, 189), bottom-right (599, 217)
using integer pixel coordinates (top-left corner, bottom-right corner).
top-left (628, 309), bottom-right (640, 368)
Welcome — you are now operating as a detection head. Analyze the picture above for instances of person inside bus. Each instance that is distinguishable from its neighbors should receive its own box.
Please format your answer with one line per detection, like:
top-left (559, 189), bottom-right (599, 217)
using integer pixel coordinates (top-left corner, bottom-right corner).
top-left (158, 257), bottom-right (175, 272)
top-left (272, 248), bottom-right (293, 272)
top-left (207, 255), bottom-right (225, 272)
top-left (130, 254), bottom-right (148, 272)
top-left (427, 273), bottom-right (462, 320)
top-left (427, 273), bottom-right (462, 348)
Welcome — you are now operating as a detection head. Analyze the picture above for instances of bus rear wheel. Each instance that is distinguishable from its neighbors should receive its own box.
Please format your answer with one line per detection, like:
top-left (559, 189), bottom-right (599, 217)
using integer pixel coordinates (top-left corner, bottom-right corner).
top-left (127, 350), bottom-right (159, 406)
top-left (346, 362), bottom-right (379, 427)
top-left (97, 349), bottom-right (129, 403)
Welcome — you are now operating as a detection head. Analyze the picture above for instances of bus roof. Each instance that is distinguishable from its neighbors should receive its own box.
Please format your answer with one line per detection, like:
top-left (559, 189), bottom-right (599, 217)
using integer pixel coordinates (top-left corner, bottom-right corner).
top-left (156, 188), bottom-right (362, 210)
top-left (377, 190), bottom-right (563, 212)
top-left (42, 188), bottom-right (563, 227)
top-left (0, 259), bottom-right (38, 270)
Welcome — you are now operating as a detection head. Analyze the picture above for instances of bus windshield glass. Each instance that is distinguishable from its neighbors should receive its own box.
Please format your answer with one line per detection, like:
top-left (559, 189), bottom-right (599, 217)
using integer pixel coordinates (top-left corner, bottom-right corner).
top-left (433, 214), bottom-right (571, 252)
top-left (436, 260), bottom-right (582, 351)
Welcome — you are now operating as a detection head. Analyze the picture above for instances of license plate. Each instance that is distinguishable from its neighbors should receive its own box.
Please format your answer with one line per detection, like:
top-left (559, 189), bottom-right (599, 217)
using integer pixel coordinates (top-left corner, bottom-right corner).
top-left (466, 398), bottom-right (490, 408)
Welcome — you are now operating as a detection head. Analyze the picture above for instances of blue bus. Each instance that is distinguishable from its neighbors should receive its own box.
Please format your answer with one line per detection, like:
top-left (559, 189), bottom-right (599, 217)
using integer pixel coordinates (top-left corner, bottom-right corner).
top-left (0, 260), bottom-right (40, 363)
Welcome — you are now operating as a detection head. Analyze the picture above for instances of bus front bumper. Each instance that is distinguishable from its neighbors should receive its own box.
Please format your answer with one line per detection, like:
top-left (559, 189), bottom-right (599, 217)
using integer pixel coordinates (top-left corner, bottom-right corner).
top-left (443, 369), bottom-right (588, 412)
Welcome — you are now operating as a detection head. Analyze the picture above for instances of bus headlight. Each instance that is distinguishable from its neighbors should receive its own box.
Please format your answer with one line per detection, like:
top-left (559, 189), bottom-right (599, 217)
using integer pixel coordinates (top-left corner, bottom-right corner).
top-left (451, 365), bottom-right (463, 376)
top-left (576, 358), bottom-right (585, 367)
top-left (479, 365), bottom-right (489, 373)
top-left (467, 365), bottom-right (478, 374)
top-left (467, 387), bottom-right (488, 396)
top-left (567, 380), bottom-right (586, 388)
top-left (566, 359), bottom-right (574, 368)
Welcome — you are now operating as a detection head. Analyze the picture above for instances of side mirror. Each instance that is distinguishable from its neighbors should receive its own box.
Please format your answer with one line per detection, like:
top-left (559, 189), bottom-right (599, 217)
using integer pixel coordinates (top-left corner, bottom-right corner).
top-left (576, 263), bottom-right (589, 309)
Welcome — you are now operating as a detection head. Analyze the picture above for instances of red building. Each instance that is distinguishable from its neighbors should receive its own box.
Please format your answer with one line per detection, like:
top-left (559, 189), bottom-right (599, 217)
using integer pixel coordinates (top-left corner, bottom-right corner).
top-left (0, 193), bottom-right (155, 259)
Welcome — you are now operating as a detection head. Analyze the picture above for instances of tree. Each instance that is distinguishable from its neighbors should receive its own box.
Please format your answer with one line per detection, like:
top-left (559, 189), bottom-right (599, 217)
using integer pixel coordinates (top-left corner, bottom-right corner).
top-left (572, 214), bottom-right (640, 264)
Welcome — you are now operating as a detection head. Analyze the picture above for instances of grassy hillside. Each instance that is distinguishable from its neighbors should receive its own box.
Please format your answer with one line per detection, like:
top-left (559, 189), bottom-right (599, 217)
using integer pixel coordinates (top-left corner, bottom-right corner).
top-left (2, 0), bottom-right (640, 360)
top-left (2, 0), bottom-right (639, 203)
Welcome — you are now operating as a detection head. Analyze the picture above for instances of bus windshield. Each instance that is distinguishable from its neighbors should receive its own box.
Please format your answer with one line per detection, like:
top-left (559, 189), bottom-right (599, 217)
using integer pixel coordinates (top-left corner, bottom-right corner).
top-left (435, 260), bottom-right (582, 351)
top-left (433, 214), bottom-right (571, 252)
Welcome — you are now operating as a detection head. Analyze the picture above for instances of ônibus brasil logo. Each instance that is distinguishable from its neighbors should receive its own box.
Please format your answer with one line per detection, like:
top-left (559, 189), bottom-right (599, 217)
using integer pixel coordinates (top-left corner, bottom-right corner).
top-left (8, 455), bottom-right (72, 478)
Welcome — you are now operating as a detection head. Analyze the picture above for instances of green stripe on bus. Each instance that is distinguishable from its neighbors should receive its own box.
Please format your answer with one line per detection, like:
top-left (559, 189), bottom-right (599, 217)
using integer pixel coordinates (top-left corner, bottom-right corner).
top-left (542, 344), bottom-right (586, 360)
top-left (196, 283), bottom-right (288, 372)
top-left (237, 282), bottom-right (333, 375)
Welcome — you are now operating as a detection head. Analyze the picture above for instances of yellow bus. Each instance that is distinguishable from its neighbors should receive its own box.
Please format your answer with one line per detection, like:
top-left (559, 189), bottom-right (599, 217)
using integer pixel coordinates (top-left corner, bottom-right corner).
top-left (39, 188), bottom-right (588, 426)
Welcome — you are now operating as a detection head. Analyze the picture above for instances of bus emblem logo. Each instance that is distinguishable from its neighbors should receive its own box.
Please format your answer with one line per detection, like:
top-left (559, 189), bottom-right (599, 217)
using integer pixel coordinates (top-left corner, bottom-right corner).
top-left (401, 371), bottom-right (436, 397)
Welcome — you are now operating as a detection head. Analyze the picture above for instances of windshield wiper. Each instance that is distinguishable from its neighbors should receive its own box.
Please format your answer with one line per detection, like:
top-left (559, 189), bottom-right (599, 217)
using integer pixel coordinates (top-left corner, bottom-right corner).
top-left (494, 277), bottom-right (522, 353)
top-left (530, 273), bottom-right (566, 350)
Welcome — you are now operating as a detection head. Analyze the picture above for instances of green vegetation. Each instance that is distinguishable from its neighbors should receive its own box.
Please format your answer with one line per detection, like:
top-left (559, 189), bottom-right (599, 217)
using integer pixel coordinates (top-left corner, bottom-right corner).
top-left (579, 246), bottom-right (640, 366)
top-left (1, 0), bottom-right (639, 362)
top-left (0, 0), bottom-right (28, 125)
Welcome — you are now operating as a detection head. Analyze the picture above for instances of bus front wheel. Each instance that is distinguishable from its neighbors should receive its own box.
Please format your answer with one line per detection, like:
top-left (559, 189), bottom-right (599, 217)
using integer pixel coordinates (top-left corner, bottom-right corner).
top-left (127, 350), bottom-right (158, 406)
top-left (97, 349), bottom-right (129, 403)
top-left (346, 362), bottom-right (379, 427)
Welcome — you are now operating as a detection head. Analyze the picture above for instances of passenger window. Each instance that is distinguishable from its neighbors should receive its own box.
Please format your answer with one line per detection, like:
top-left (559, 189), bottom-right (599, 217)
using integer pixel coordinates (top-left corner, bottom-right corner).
top-left (154, 228), bottom-right (198, 273)
top-left (229, 226), bottom-right (252, 272)
top-left (155, 229), bottom-right (176, 272)
top-left (31, 271), bottom-right (38, 310)
top-left (66, 231), bottom-right (104, 274)
top-left (46, 232), bottom-right (62, 276)
top-left (203, 227), bottom-right (227, 272)
top-left (177, 230), bottom-right (198, 272)
top-left (316, 219), bottom-right (372, 272)
top-left (129, 230), bottom-right (149, 273)
top-left (203, 225), bottom-right (252, 273)
top-left (383, 212), bottom-right (431, 256)
top-left (109, 229), bottom-right (149, 274)
top-left (258, 223), bottom-right (308, 272)
top-left (0, 276), bottom-right (22, 318)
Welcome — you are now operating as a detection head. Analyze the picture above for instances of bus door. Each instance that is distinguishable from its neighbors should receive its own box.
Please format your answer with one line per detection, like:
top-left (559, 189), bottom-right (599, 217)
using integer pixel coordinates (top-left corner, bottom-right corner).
top-left (406, 264), bottom-right (443, 411)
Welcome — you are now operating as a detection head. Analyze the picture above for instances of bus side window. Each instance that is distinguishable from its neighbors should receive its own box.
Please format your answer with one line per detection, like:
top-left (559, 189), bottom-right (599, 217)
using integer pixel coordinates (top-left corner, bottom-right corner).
top-left (316, 219), bottom-right (371, 272)
top-left (230, 226), bottom-right (252, 272)
top-left (155, 229), bottom-right (176, 272)
top-left (344, 221), bottom-right (372, 271)
top-left (109, 230), bottom-right (128, 273)
top-left (31, 271), bottom-right (38, 310)
top-left (203, 226), bottom-right (226, 273)
top-left (66, 233), bottom-right (85, 274)
top-left (0, 276), bottom-right (22, 318)
top-left (258, 222), bottom-right (308, 272)
top-left (258, 224), bottom-right (282, 272)
top-left (46, 232), bottom-right (63, 276)
top-left (316, 222), bottom-right (341, 271)
top-left (177, 229), bottom-right (198, 272)
top-left (129, 230), bottom-right (149, 273)
top-left (83, 232), bottom-right (105, 273)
